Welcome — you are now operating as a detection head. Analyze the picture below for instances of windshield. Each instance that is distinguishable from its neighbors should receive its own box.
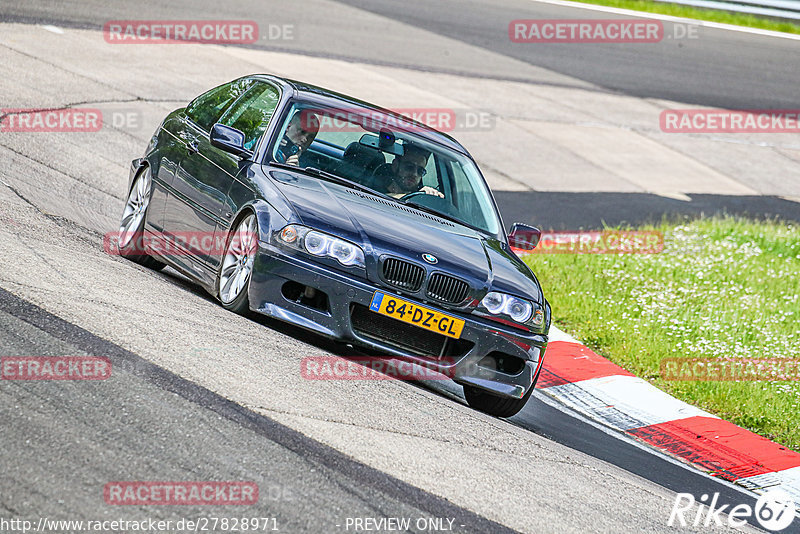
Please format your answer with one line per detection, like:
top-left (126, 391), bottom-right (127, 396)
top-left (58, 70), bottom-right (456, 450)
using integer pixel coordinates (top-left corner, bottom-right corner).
top-left (269, 102), bottom-right (501, 235)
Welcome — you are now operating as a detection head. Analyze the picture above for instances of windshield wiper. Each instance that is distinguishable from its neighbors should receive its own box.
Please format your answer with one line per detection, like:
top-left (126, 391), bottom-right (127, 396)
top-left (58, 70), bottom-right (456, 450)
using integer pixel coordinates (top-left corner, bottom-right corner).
top-left (271, 163), bottom-right (394, 199)
top-left (401, 199), bottom-right (468, 228)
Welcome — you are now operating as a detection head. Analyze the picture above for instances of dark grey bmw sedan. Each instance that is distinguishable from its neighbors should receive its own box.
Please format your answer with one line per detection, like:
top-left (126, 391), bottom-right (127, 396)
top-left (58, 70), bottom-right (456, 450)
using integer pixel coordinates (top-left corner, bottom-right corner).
top-left (118, 74), bottom-right (551, 417)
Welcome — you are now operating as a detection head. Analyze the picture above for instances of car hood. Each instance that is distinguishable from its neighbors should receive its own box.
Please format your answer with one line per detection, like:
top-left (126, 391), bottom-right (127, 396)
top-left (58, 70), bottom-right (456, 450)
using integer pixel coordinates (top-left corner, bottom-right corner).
top-left (267, 169), bottom-right (543, 304)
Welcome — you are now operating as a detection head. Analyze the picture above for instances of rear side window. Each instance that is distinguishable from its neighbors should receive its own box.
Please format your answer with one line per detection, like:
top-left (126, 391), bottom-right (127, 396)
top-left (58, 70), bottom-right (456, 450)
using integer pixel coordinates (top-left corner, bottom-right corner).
top-left (218, 83), bottom-right (281, 150)
top-left (185, 78), bottom-right (255, 132)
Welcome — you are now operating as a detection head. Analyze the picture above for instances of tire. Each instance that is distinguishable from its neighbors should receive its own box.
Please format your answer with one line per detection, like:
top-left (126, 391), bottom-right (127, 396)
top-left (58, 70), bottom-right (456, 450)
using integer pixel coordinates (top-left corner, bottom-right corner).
top-left (117, 166), bottom-right (165, 271)
top-left (217, 212), bottom-right (258, 315)
top-left (463, 362), bottom-right (543, 418)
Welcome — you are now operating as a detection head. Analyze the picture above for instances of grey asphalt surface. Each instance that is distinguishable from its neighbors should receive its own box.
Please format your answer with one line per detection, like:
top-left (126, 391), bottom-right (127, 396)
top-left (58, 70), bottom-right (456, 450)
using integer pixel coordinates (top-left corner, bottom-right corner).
top-left (0, 288), bottom-right (512, 533)
top-left (0, 0), bottom-right (796, 532)
top-left (2, 0), bottom-right (799, 109)
top-left (333, 0), bottom-right (800, 110)
top-left (0, 275), bottom-right (779, 533)
top-left (494, 191), bottom-right (800, 230)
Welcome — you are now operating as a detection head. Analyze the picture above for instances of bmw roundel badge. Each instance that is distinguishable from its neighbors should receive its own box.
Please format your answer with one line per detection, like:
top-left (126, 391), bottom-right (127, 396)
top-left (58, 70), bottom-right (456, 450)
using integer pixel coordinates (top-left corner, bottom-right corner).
top-left (422, 253), bottom-right (438, 264)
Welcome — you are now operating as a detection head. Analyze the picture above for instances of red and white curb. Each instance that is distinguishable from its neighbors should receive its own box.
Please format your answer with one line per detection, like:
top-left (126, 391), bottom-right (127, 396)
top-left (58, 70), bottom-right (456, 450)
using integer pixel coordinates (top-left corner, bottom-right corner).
top-left (537, 326), bottom-right (800, 510)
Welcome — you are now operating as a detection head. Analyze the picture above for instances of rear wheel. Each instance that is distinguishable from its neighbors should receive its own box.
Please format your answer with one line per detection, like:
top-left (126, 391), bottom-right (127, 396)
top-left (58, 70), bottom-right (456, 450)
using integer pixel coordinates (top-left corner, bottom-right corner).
top-left (217, 213), bottom-right (258, 315)
top-left (117, 166), bottom-right (165, 271)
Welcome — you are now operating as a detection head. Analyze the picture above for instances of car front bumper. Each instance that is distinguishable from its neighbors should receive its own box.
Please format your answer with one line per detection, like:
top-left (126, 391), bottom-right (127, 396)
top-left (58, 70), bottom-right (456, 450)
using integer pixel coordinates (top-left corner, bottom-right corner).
top-left (249, 242), bottom-right (548, 399)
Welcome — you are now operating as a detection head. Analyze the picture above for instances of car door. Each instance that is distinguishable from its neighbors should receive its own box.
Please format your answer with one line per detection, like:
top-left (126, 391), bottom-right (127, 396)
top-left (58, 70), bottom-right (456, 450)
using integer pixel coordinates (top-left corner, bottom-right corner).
top-left (162, 78), bottom-right (254, 270)
top-left (163, 80), bottom-right (281, 272)
top-left (144, 111), bottom-right (186, 233)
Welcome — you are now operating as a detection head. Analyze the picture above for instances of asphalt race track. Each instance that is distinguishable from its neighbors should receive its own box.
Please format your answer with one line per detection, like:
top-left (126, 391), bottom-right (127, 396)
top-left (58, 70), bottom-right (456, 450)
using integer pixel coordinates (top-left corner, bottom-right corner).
top-left (5, 0), bottom-right (800, 108)
top-left (1, 1), bottom-right (798, 532)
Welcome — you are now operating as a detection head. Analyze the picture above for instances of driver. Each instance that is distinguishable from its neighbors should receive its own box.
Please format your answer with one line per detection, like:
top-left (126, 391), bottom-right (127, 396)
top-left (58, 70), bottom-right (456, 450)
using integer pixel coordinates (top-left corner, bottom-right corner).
top-left (380, 143), bottom-right (444, 199)
top-left (275, 110), bottom-right (320, 166)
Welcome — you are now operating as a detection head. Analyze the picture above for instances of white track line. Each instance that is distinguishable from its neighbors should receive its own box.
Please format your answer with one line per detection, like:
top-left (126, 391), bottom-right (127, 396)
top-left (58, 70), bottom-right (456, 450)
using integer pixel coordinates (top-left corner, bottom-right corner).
top-left (532, 390), bottom-right (761, 499)
top-left (739, 466), bottom-right (800, 501)
top-left (548, 325), bottom-right (581, 343)
top-left (544, 374), bottom-right (716, 430)
top-left (527, 0), bottom-right (800, 40)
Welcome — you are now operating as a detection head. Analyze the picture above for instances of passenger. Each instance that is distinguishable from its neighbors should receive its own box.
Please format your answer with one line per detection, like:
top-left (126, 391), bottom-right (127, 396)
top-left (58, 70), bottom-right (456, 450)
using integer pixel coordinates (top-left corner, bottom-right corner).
top-left (377, 143), bottom-right (444, 198)
top-left (275, 111), bottom-right (320, 166)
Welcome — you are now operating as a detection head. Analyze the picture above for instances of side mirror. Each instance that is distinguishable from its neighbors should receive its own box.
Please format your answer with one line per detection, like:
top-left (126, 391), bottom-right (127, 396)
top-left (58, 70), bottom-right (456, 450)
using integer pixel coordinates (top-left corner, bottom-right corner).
top-left (508, 223), bottom-right (541, 251)
top-left (210, 123), bottom-right (252, 158)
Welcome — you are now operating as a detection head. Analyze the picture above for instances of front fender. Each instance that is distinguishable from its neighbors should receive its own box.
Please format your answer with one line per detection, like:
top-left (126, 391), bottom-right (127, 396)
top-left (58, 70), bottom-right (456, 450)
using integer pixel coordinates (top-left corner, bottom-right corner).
top-left (230, 199), bottom-right (289, 246)
top-left (128, 158), bottom-right (144, 192)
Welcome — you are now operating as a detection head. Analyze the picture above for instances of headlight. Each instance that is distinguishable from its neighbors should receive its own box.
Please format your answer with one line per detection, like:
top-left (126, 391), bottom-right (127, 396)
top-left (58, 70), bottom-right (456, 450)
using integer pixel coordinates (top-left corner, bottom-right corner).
top-left (330, 240), bottom-right (360, 265)
top-left (279, 226), bottom-right (298, 243)
top-left (482, 292), bottom-right (505, 314)
top-left (304, 231), bottom-right (328, 256)
top-left (479, 291), bottom-right (544, 328)
top-left (507, 298), bottom-right (532, 323)
top-left (276, 225), bottom-right (365, 269)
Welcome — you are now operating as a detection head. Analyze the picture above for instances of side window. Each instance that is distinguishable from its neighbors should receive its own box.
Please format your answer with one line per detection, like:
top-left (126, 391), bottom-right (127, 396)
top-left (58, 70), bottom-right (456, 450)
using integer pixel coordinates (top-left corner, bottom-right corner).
top-left (218, 83), bottom-right (281, 150)
top-left (185, 78), bottom-right (255, 132)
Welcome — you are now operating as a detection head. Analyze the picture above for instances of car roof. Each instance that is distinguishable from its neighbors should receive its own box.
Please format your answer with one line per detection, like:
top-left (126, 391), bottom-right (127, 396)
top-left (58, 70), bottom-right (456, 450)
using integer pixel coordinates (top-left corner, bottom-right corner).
top-left (249, 74), bottom-right (471, 156)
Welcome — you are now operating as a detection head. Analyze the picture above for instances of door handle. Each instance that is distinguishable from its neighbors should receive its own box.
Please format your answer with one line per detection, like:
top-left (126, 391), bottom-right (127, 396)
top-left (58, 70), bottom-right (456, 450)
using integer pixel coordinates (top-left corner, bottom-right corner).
top-left (186, 140), bottom-right (199, 154)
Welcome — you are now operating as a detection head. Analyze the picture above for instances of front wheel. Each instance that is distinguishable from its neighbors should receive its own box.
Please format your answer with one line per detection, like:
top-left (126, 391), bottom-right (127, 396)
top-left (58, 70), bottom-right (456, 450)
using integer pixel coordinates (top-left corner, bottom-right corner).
top-left (217, 213), bottom-right (258, 315)
top-left (463, 362), bottom-right (542, 418)
top-left (464, 384), bottom-right (534, 418)
top-left (117, 166), bottom-right (165, 271)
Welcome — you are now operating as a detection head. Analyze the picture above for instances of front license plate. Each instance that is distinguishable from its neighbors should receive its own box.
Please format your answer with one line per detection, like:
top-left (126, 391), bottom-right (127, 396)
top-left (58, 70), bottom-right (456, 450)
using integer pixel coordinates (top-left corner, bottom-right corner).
top-left (369, 291), bottom-right (464, 339)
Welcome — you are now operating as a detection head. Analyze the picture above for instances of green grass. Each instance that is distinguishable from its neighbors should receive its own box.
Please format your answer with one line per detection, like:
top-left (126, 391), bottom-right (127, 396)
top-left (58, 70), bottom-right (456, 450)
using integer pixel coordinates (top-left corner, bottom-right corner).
top-left (524, 216), bottom-right (800, 450)
top-left (568, 0), bottom-right (800, 35)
